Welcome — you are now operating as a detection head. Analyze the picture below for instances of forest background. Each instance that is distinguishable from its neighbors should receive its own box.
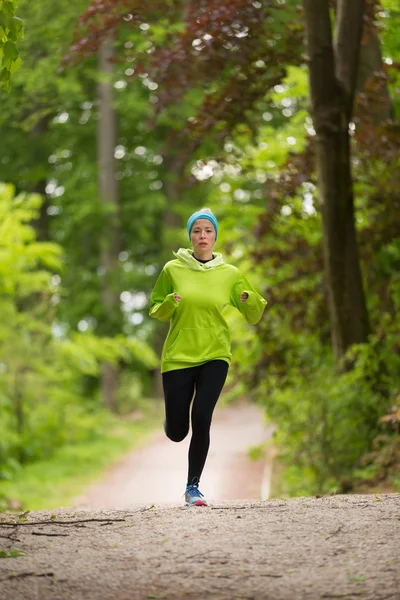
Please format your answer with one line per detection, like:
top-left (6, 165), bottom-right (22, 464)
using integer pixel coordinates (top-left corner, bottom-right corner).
top-left (0, 0), bottom-right (399, 510)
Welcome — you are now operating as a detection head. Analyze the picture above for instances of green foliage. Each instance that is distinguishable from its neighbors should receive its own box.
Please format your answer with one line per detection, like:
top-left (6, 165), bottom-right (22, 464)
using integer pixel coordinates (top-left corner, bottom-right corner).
top-left (0, 183), bottom-right (62, 292)
top-left (260, 347), bottom-right (396, 495)
top-left (358, 395), bottom-right (400, 488)
top-left (0, 0), bottom-right (23, 91)
top-left (0, 182), bottom-right (159, 507)
top-left (1, 400), bottom-right (163, 510)
top-left (0, 548), bottom-right (24, 558)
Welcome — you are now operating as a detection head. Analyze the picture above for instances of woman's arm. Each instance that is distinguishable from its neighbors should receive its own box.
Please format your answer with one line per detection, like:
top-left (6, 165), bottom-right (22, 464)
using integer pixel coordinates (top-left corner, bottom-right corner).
top-left (230, 271), bottom-right (267, 324)
top-left (149, 268), bottom-right (179, 322)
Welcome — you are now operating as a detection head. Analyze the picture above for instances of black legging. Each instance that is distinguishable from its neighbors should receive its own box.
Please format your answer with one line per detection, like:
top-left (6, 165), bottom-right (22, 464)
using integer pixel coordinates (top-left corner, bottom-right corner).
top-left (162, 360), bottom-right (229, 486)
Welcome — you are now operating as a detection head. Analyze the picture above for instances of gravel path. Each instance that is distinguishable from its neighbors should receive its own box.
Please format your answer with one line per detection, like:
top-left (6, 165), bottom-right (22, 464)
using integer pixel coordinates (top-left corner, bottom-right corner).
top-left (0, 494), bottom-right (399, 600)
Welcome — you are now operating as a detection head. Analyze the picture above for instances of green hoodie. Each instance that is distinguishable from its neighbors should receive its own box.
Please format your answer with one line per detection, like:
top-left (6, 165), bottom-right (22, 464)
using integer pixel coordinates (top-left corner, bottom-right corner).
top-left (149, 248), bottom-right (267, 373)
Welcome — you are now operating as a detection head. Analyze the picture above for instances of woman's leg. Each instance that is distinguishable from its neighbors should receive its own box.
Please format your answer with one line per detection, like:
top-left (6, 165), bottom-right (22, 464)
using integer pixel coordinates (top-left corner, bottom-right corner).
top-left (187, 360), bottom-right (229, 485)
top-left (162, 366), bottom-right (197, 442)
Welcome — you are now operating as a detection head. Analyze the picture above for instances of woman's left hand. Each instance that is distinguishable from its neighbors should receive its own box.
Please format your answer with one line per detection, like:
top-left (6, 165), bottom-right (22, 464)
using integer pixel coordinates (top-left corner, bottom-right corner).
top-left (240, 292), bottom-right (249, 303)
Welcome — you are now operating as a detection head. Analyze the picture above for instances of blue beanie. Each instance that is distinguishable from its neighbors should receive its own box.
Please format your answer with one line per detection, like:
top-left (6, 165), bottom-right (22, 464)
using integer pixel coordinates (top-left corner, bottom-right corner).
top-left (187, 210), bottom-right (218, 241)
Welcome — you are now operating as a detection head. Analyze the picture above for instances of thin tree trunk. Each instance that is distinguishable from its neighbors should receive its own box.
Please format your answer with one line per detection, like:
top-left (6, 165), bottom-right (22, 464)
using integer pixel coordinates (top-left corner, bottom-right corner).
top-left (303, 0), bottom-right (369, 365)
top-left (331, 0), bottom-right (393, 124)
top-left (30, 114), bottom-right (52, 241)
top-left (97, 38), bottom-right (121, 410)
top-left (14, 371), bottom-right (25, 464)
top-left (31, 178), bottom-right (49, 241)
top-left (152, 161), bottom-right (184, 398)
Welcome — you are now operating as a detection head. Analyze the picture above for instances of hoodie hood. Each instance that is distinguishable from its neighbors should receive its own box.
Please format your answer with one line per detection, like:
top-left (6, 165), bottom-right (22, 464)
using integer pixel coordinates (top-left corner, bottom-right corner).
top-left (173, 248), bottom-right (225, 271)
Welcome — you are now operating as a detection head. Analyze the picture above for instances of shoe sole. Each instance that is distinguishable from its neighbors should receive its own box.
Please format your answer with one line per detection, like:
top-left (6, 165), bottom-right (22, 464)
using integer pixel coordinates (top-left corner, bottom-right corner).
top-left (185, 500), bottom-right (208, 507)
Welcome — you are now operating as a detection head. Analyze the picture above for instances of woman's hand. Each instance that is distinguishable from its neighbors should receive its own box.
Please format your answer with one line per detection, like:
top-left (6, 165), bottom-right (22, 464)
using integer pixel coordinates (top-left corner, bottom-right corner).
top-left (173, 293), bottom-right (181, 304)
top-left (240, 292), bottom-right (249, 303)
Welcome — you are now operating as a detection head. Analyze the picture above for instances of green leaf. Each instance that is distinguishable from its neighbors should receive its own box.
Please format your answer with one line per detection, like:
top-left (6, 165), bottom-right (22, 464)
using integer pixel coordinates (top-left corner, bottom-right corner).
top-left (10, 54), bottom-right (21, 74)
top-left (3, 41), bottom-right (18, 61)
top-left (1, 2), bottom-right (15, 20)
top-left (0, 66), bottom-right (10, 81)
top-left (8, 16), bottom-right (24, 41)
top-left (1, 54), bottom-right (12, 70)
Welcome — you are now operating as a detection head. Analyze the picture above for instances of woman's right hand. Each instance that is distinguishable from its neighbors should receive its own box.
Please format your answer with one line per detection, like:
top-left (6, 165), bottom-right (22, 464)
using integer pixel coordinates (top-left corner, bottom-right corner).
top-left (173, 293), bottom-right (181, 304)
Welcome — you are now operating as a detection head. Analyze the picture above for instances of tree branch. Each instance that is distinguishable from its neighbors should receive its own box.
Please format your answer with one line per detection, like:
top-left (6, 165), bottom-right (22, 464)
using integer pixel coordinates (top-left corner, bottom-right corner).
top-left (302, 0), bottom-right (338, 127)
top-left (335, 0), bottom-right (365, 117)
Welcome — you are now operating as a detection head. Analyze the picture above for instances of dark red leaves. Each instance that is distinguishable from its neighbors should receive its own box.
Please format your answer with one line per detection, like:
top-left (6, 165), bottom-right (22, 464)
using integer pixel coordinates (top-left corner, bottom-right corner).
top-left (70, 0), bottom-right (304, 143)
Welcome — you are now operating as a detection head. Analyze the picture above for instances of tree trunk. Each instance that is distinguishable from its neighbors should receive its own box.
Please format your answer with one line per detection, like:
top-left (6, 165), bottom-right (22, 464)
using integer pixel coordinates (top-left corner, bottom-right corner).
top-left (330, 0), bottom-right (393, 124)
top-left (151, 161), bottom-right (184, 398)
top-left (32, 178), bottom-right (49, 241)
top-left (357, 28), bottom-right (393, 125)
top-left (303, 0), bottom-right (369, 365)
top-left (30, 113), bottom-right (52, 241)
top-left (97, 38), bottom-right (121, 410)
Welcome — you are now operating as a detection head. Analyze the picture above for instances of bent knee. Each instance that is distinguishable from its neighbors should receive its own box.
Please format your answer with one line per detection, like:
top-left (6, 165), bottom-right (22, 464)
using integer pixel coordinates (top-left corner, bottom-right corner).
top-left (165, 424), bottom-right (188, 443)
top-left (167, 431), bottom-right (188, 443)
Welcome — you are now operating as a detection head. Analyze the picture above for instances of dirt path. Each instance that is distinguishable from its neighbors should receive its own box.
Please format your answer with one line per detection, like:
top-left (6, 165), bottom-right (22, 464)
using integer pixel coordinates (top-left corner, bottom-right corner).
top-left (74, 402), bottom-right (273, 507)
top-left (1, 494), bottom-right (399, 600)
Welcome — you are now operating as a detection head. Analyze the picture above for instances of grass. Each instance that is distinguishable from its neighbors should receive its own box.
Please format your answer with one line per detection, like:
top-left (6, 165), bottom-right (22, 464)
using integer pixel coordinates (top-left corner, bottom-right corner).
top-left (1, 399), bottom-right (164, 511)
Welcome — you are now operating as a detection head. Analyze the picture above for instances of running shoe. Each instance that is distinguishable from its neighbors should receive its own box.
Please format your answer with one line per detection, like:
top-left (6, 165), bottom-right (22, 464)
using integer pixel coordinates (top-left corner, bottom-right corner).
top-left (184, 482), bottom-right (208, 507)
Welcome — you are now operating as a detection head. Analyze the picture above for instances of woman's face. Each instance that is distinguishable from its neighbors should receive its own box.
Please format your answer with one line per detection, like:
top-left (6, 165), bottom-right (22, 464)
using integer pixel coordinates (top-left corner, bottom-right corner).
top-left (190, 219), bottom-right (216, 254)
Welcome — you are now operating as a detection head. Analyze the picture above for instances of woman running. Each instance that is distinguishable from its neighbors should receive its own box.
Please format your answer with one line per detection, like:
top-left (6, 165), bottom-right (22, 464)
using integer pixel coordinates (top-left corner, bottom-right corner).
top-left (149, 208), bottom-right (267, 506)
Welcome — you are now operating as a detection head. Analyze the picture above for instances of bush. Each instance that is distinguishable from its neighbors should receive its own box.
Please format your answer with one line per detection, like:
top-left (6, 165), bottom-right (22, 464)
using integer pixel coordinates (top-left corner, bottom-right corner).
top-left (257, 337), bottom-right (399, 496)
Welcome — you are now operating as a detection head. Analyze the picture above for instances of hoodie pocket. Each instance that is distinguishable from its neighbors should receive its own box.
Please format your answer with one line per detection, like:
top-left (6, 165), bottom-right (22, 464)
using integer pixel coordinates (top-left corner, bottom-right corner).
top-left (165, 328), bottom-right (229, 362)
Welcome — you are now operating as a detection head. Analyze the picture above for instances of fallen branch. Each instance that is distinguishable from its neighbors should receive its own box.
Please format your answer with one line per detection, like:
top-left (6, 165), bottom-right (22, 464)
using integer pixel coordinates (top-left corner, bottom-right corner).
top-left (31, 532), bottom-right (70, 537)
top-left (158, 570), bottom-right (190, 575)
top-left (0, 533), bottom-right (20, 541)
top-left (325, 524), bottom-right (344, 540)
top-left (0, 508), bottom-right (154, 528)
top-left (210, 506), bottom-right (250, 510)
top-left (0, 571), bottom-right (54, 582)
top-left (130, 505), bottom-right (155, 513)
top-left (322, 594), bottom-right (362, 598)
top-left (0, 518), bottom-right (127, 527)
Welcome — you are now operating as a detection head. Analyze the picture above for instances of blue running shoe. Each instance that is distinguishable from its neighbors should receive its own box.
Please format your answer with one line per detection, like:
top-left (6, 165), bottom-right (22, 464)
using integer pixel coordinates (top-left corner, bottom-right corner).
top-left (184, 481), bottom-right (208, 507)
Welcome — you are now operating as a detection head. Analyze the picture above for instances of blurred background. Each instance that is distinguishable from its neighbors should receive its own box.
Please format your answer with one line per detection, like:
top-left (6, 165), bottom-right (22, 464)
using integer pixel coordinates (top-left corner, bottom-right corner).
top-left (0, 0), bottom-right (399, 511)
